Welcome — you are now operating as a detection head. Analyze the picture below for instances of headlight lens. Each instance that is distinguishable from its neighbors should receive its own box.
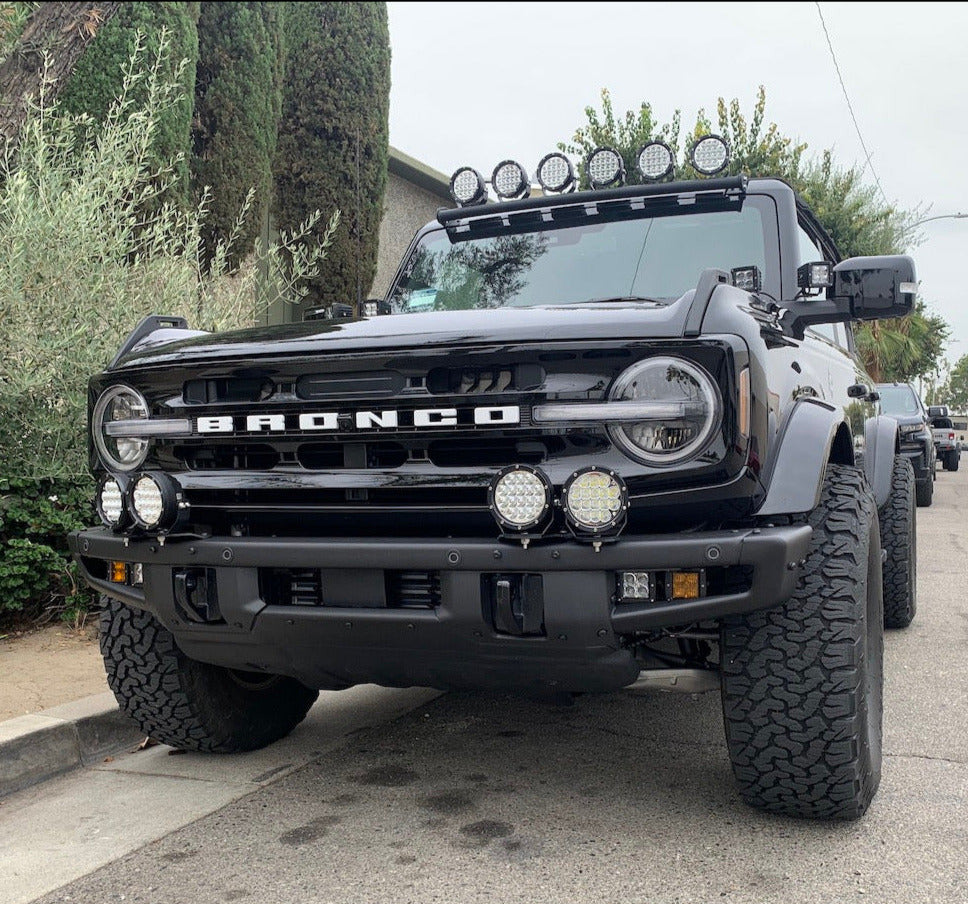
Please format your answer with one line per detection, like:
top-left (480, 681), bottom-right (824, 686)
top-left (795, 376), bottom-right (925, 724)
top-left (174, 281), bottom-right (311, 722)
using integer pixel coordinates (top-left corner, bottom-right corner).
top-left (489, 465), bottom-right (552, 530)
top-left (562, 468), bottom-right (627, 532)
top-left (97, 476), bottom-right (125, 527)
top-left (131, 474), bottom-right (165, 529)
top-left (608, 357), bottom-right (721, 465)
top-left (93, 386), bottom-right (149, 471)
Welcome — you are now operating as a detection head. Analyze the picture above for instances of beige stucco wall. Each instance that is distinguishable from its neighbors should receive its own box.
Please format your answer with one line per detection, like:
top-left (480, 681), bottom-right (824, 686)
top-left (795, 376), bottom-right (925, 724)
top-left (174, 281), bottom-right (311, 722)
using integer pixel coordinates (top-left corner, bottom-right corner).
top-left (370, 171), bottom-right (449, 299)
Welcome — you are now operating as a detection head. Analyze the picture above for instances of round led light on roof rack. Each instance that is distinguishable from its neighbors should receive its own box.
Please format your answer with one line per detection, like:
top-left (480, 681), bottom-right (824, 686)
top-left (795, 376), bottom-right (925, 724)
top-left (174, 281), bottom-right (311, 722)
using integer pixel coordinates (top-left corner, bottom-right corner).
top-left (636, 140), bottom-right (674, 181)
top-left (536, 152), bottom-right (576, 193)
top-left (586, 147), bottom-right (625, 189)
top-left (449, 166), bottom-right (487, 206)
top-left (491, 160), bottom-right (530, 200)
top-left (689, 134), bottom-right (730, 176)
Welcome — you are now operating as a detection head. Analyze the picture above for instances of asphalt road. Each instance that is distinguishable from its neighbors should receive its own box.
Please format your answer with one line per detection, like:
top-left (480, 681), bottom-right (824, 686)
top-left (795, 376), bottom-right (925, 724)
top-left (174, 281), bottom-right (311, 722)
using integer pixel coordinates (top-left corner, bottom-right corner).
top-left (6, 464), bottom-right (968, 904)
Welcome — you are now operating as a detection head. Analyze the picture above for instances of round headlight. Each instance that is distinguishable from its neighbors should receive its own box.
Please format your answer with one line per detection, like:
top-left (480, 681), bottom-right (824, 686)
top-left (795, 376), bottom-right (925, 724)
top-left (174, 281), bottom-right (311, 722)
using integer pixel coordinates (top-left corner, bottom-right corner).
top-left (93, 385), bottom-right (149, 471)
top-left (586, 147), bottom-right (625, 189)
top-left (96, 476), bottom-right (126, 528)
top-left (491, 160), bottom-right (530, 200)
top-left (689, 134), bottom-right (729, 176)
top-left (488, 465), bottom-right (552, 531)
top-left (562, 467), bottom-right (627, 533)
top-left (536, 152), bottom-right (576, 193)
top-left (608, 358), bottom-right (722, 465)
top-left (636, 141), bottom-right (674, 181)
top-left (450, 166), bottom-right (487, 206)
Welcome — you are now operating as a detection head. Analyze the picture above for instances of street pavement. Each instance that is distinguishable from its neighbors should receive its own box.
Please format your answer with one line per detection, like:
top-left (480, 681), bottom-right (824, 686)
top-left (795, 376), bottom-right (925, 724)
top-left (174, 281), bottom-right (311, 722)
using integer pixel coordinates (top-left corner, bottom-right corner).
top-left (4, 465), bottom-right (968, 904)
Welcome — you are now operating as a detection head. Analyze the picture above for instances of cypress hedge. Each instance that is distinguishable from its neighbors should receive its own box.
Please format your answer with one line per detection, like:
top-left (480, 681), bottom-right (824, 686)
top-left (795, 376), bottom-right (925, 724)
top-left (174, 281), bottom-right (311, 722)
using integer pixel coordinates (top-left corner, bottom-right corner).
top-left (273, 2), bottom-right (390, 312)
top-left (192, 2), bottom-right (282, 268)
top-left (59, 2), bottom-right (200, 208)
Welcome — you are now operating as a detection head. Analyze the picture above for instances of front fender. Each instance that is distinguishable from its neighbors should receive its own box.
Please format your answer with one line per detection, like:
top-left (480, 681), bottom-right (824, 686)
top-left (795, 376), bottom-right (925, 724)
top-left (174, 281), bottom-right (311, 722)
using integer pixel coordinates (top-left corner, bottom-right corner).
top-left (757, 398), bottom-right (842, 517)
top-left (864, 415), bottom-right (900, 509)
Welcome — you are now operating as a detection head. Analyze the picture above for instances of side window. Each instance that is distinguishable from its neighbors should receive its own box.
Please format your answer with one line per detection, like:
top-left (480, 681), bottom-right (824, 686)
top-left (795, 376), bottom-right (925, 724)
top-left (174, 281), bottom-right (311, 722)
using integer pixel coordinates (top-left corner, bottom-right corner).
top-left (798, 225), bottom-right (847, 349)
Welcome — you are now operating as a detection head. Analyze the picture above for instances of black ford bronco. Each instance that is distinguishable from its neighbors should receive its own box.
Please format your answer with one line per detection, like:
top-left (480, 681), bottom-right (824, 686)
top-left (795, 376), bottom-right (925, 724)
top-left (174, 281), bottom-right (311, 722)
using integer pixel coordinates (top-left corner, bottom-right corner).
top-left (71, 140), bottom-right (919, 820)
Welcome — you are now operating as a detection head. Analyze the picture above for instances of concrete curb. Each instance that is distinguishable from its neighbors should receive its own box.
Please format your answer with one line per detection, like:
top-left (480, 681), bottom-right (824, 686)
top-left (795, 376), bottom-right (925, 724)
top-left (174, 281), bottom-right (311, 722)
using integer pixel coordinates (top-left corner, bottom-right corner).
top-left (0, 692), bottom-right (142, 798)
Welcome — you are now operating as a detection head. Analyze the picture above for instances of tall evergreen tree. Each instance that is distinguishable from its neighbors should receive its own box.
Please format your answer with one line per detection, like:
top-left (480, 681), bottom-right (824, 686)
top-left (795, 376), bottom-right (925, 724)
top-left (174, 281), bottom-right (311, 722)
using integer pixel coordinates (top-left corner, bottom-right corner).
top-left (59, 2), bottom-right (200, 207)
top-left (192, 2), bottom-right (282, 268)
top-left (273, 2), bottom-right (390, 312)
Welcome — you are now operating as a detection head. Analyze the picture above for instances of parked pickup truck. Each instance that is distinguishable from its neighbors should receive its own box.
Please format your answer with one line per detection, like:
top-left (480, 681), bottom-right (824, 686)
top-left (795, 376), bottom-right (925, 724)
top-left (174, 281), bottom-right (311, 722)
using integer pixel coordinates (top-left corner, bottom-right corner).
top-left (928, 405), bottom-right (960, 471)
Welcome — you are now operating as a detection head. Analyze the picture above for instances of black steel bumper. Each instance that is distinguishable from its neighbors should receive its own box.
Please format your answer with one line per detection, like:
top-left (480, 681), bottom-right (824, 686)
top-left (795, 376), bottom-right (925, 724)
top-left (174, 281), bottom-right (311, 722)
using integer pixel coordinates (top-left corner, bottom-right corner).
top-left (70, 525), bottom-right (812, 693)
top-left (899, 441), bottom-right (932, 480)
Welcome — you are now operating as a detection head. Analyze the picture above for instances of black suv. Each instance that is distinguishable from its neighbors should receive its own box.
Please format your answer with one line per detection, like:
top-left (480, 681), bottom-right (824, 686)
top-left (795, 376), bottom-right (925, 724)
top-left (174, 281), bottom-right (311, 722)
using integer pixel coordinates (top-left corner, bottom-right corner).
top-left (72, 146), bottom-right (919, 821)
top-left (876, 382), bottom-right (935, 505)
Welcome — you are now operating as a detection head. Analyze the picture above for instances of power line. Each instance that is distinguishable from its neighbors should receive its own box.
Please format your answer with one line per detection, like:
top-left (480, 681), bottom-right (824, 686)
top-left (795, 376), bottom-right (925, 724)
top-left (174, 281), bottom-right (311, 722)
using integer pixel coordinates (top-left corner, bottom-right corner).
top-left (815, 2), bottom-right (890, 206)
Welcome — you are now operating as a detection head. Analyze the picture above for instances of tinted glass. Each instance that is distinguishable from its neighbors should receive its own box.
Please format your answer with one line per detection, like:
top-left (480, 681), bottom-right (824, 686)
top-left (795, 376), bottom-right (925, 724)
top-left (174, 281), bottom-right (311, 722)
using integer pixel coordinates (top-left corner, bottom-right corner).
top-left (389, 202), bottom-right (773, 313)
top-left (878, 385), bottom-right (921, 416)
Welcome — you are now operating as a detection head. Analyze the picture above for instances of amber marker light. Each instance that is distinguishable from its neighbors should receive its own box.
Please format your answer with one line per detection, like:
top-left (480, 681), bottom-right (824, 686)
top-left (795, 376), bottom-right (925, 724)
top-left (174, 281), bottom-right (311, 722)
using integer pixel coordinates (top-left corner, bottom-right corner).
top-left (110, 561), bottom-right (128, 584)
top-left (671, 571), bottom-right (703, 600)
top-left (739, 367), bottom-right (751, 440)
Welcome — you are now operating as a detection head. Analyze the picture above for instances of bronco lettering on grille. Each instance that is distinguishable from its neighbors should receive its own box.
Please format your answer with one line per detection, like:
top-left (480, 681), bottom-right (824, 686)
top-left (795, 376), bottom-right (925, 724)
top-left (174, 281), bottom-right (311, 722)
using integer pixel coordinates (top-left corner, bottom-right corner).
top-left (196, 406), bottom-right (521, 435)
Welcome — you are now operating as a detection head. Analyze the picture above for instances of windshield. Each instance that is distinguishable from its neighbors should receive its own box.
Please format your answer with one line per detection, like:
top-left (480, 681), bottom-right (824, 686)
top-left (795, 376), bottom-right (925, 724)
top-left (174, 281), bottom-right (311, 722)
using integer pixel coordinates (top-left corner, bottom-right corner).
top-left (878, 385), bottom-right (921, 416)
top-left (388, 200), bottom-right (773, 313)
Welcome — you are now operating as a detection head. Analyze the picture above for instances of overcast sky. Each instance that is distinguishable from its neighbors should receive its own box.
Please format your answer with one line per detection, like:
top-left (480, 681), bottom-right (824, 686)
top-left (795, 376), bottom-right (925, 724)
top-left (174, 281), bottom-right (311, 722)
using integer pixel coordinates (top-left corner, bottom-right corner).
top-left (386, 1), bottom-right (968, 368)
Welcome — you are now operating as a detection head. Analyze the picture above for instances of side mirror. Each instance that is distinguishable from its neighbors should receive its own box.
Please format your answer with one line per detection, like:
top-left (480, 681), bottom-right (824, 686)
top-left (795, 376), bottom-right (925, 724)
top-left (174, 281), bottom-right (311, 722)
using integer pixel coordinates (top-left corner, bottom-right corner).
top-left (833, 255), bottom-right (916, 321)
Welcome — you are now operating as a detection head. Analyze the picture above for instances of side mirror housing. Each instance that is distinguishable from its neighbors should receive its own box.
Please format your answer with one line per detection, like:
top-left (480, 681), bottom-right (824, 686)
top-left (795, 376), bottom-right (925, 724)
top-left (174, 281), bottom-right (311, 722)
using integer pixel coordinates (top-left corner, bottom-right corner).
top-left (782, 254), bottom-right (916, 338)
top-left (833, 254), bottom-right (917, 321)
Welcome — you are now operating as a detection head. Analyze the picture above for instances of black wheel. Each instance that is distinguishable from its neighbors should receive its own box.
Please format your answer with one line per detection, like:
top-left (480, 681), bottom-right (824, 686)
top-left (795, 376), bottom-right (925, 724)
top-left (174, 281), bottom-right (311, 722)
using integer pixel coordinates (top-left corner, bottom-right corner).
top-left (915, 468), bottom-right (933, 507)
top-left (879, 457), bottom-right (917, 629)
top-left (945, 450), bottom-right (960, 472)
top-left (720, 464), bottom-right (883, 820)
top-left (100, 597), bottom-right (319, 752)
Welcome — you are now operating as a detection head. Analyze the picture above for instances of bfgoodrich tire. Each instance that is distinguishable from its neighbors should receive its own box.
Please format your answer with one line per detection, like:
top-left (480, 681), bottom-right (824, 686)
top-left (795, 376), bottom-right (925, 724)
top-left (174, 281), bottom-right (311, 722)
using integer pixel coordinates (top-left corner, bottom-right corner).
top-left (720, 464), bottom-right (883, 820)
top-left (879, 456), bottom-right (917, 629)
top-left (100, 597), bottom-right (319, 752)
top-left (915, 463), bottom-right (934, 507)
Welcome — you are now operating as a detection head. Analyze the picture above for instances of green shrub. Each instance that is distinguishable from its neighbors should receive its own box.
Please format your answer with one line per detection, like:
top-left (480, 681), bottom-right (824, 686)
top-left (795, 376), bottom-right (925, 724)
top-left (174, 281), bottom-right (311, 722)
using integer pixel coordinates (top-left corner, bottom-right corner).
top-left (192, 2), bottom-right (283, 268)
top-left (58, 2), bottom-right (201, 208)
top-left (0, 33), bottom-right (337, 625)
top-left (273, 1), bottom-right (389, 312)
top-left (0, 478), bottom-right (95, 622)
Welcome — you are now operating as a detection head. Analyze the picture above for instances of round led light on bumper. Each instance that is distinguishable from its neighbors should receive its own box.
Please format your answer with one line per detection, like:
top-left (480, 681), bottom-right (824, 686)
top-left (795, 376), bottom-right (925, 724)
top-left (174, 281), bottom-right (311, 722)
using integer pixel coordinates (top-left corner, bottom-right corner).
top-left (689, 134), bottom-right (729, 175)
top-left (536, 152), bottom-right (576, 193)
top-left (96, 476), bottom-right (126, 528)
top-left (636, 140), bottom-right (674, 181)
top-left (128, 472), bottom-right (182, 532)
top-left (562, 467), bottom-right (627, 534)
top-left (608, 357), bottom-right (722, 466)
top-left (488, 465), bottom-right (552, 532)
top-left (586, 147), bottom-right (625, 189)
top-left (491, 160), bottom-right (531, 200)
top-left (93, 385), bottom-right (150, 471)
top-left (450, 166), bottom-right (487, 206)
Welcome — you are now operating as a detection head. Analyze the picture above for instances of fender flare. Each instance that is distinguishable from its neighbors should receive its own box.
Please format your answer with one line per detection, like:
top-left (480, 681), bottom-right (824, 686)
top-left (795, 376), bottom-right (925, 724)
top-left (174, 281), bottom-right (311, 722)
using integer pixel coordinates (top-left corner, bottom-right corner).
top-left (757, 398), bottom-right (843, 517)
top-left (863, 415), bottom-right (900, 510)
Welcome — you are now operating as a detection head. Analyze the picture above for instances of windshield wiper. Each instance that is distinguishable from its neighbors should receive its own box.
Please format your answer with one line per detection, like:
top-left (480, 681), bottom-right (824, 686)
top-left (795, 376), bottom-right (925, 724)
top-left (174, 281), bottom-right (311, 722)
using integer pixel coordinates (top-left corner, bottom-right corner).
top-left (573, 295), bottom-right (666, 305)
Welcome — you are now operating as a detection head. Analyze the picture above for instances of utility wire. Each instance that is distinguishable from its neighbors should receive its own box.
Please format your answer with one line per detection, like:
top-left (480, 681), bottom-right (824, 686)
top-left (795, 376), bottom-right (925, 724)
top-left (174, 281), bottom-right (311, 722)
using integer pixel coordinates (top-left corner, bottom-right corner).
top-left (815, 1), bottom-right (890, 206)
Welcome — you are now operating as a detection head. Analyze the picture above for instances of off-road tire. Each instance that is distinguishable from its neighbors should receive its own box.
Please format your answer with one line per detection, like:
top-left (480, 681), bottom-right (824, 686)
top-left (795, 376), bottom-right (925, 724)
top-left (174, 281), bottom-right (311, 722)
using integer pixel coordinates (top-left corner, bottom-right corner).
top-left (944, 450), bottom-right (959, 472)
top-left (879, 456), bottom-right (917, 629)
top-left (720, 464), bottom-right (883, 820)
top-left (100, 597), bottom-right (319, 752)
top-left (915, 467), bottom-right (934, 507)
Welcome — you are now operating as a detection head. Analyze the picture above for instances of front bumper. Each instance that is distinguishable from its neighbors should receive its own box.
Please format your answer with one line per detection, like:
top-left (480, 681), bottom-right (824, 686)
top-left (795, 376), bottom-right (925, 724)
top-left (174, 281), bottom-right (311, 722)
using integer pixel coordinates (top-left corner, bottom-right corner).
top-left (71, 525), bottom-right (811, 693)
top-left (899, 440), bottom-right (932, 480)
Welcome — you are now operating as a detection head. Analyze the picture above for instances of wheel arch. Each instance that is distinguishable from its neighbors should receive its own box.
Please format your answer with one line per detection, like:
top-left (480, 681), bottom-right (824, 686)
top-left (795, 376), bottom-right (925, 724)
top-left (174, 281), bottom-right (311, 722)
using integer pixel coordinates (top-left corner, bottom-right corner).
top-left (864, 415), bottom-right (900, 510)
top-left (758, 398), bottom-right (854, 517)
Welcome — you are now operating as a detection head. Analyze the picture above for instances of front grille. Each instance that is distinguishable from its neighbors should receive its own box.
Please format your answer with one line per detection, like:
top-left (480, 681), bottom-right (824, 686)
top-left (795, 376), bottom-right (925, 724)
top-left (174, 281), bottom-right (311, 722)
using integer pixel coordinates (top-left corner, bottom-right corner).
top-left (177, 443), bottom-right (280, 470)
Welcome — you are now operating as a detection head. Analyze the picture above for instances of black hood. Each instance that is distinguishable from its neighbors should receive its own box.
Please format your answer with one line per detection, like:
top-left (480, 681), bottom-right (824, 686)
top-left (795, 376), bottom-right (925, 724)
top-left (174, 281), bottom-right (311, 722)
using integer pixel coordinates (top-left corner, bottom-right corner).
top-left (110, 298), bottom-right (697, 371)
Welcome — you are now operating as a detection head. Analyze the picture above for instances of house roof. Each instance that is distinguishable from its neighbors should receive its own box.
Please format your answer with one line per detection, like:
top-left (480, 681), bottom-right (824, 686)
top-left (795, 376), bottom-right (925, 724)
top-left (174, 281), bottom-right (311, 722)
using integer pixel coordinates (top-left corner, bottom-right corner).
top-left (389, 146), bottom-right (451, 199)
